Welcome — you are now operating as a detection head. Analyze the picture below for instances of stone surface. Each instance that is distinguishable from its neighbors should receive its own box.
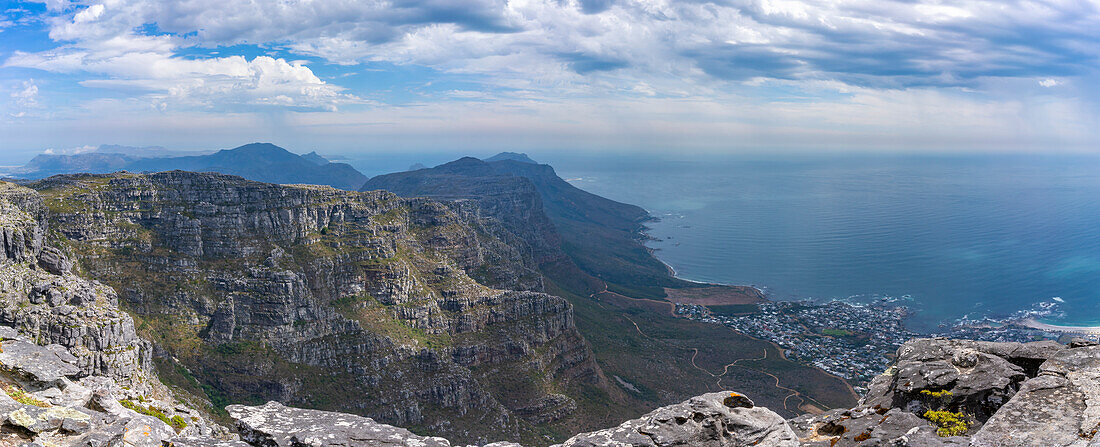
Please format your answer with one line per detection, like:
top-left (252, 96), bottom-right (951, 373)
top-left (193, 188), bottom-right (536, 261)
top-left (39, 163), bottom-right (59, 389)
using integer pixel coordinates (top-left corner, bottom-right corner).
top-left (972, 344), bottom-right (1100, 446)
top-left (229, 401), bottom-right (453, 447)
top-left (0, 339), bottom-right (82, 386)
top-left (555, 392), bottom-right (798, 447)
top-left (861, 338), bottom-right (1061, 423)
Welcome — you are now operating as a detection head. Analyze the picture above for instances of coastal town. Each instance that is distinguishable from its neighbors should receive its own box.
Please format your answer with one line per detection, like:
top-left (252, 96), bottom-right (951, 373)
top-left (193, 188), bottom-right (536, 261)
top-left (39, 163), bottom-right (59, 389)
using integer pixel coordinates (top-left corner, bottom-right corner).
top-left (675, 300), bottom-right (919, 390)
top-left (676, 296), bottom-right (1100, 392)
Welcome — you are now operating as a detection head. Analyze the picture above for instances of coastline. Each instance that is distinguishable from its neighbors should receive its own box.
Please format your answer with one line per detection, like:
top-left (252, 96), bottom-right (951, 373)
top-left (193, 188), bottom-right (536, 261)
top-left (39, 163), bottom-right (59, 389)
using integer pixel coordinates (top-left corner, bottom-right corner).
top-left (1021, 318), bottom-right (1100, 335)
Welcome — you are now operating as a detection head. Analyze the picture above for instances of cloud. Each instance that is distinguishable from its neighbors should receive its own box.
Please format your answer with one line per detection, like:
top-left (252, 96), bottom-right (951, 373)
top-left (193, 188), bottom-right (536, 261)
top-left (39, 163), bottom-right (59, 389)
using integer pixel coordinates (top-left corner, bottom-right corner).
top-left (43, 145), bottom-right (96, 155)
top-left (12, 0), bottom-right (1100, 92)
top-left (3, 0), bottom-right (1100, 152)
top-left (11, 80), bottom-right (38, 107)
top-left (5, 1), bottom-right (362, 112)
top-left (1039, 78), bottom-right (1063, 88)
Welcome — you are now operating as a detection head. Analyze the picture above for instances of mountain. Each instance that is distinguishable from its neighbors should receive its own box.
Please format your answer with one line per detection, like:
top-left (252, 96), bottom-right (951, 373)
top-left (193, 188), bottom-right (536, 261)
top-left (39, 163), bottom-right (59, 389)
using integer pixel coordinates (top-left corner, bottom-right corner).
top-left (25, 171), bottom-right (605, 444)
top-left (11, 170), bottom-right (854, 444)
top-left (2, 179), bottom-right (1095, 446)
top-left (484, 152), bottom-right (538, 164)
top-left (5, 143), bottom-right (368, 191)
top-left (127, 143), bottom-right (368, 190)
top-left (408, 162), bottom-right (428, 171)
top-left (18, 152), bottom-right (137, 177)
top-left (364, 156), bottom-right (687, 298)
top-left (300, 151), bottom-right (329, 165)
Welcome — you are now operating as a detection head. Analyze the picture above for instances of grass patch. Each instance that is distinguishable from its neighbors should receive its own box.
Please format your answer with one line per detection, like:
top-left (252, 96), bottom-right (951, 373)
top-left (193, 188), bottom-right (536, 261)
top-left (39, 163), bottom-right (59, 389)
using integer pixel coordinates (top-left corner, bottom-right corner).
top-left (120, 399), bottom-right (188, 431)
top-left (2, 383), bottom-right (49, 407)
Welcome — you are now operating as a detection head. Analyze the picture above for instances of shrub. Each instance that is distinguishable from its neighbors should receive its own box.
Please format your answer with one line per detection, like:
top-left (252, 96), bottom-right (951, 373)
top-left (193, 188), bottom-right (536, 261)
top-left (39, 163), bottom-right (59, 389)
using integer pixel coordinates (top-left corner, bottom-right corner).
top-left (923, 410), bottom-right (969, 437)
top-left (120, 399), bottom-right (189, 431)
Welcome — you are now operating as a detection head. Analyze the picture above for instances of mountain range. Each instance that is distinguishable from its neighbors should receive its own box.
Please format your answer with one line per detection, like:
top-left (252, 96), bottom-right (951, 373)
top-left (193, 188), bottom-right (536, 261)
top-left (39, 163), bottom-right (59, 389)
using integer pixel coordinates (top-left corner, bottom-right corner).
top-left (5, 143), bottom-right (368, 190)
top-left (0, 165), bottom-right (1092, 446)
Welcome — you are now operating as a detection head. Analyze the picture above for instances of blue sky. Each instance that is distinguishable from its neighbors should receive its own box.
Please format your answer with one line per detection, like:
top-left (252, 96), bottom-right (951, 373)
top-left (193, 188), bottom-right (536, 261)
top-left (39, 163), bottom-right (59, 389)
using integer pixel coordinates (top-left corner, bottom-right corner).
top-left (1, 0), bottom-right (1099, 160)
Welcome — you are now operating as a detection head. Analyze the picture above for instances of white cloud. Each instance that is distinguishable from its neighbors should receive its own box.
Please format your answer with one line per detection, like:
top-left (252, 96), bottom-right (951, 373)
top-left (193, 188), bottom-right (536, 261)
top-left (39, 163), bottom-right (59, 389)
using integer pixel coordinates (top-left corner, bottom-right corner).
top-left (6, 2), bottom-right (361, 112)
top-left (11, 80), bottom-right (39, 107)
top-left (43, 145), bottom-right (96, 155)
top-left (3, 0), bottom-right (1100, 152)
top-left (1039, 78), bottom-right (1063, 88)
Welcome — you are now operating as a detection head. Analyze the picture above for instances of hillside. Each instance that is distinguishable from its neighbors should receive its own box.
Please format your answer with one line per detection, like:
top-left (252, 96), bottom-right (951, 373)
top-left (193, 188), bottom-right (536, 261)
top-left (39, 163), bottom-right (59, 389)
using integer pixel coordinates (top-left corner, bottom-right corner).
top-left (25, 172), bottom-right (601, 444)
top-left (364, 155), bottom-right (684, 298)
top-left (6, 143), bottom-right (368, 191)
top-left (0, 171), bottom-right (856, 444)
top-left (3, 177), bottom-right (1092, 446)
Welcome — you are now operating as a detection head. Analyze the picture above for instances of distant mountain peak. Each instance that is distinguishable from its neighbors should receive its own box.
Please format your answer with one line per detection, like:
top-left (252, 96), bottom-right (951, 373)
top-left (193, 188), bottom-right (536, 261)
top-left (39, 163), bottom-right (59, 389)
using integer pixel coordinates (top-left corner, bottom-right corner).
top-left (484, 152), bottom-right (537, 164)
top-left (301, 151), bottom-right (329, 165)
top-left (226, 142), bottom-right (292, 155)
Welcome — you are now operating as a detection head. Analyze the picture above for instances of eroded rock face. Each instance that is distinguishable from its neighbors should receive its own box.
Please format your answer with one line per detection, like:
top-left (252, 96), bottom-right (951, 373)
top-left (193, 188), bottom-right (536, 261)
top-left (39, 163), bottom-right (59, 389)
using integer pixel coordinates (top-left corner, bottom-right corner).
top-left (22, 172), bottom-right (604, 443)
top-left (861, 338), bottom-right (1061, 423)
top-left (229, 401), bottom-right (453, 447)
top-left (556, 392), bottom-right (798, 447)
top-left (0, 184), bottom-right (229, 446)
top-left (972, 344), bottom-right (1100, 447)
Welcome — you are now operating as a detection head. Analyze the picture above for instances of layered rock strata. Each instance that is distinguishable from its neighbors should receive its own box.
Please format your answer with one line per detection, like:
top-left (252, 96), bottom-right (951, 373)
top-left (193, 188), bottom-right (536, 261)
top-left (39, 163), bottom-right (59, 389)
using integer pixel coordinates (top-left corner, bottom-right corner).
top-left (20, 173), bottom-right (603, 444)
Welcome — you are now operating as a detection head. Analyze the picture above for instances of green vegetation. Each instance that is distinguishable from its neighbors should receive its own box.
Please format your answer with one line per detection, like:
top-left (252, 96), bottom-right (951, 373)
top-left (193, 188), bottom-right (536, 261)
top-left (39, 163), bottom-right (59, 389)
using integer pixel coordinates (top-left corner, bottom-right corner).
top-left (923, 410), bottom-right (970, 437)
top-left (120, 399), bottom-right (188, 431)
top-left (822, 328), bottom-right (855, 337)
top-left (332, 294), bottom-right (452, 349)
top-left (2, 383), bottom-right (49, 407)
top-left (920, 389), bottom-right (954, 399)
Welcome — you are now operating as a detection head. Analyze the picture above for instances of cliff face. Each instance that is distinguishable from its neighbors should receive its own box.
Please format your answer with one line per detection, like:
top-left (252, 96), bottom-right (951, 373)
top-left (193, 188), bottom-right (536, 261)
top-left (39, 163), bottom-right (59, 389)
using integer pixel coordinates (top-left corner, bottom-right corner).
top-left (200, 338), bottom-right (1100, 447)
top-left (23, 172), bottom-right (604, 444)
top-left (0, 182), bottom-right (227, 446)
top-left (363, 157), bottom-right (679, 298)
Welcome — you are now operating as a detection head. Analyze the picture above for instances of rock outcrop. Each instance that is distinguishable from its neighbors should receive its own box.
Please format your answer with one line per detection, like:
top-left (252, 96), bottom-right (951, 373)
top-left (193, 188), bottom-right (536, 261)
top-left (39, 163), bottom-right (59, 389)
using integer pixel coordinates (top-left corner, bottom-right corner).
top-left (0, 183), bottom-right (229, 446)
top-left (19, 172), bottom-right (604, 444)
top-left (790, 337), bottom-right (1097, 446)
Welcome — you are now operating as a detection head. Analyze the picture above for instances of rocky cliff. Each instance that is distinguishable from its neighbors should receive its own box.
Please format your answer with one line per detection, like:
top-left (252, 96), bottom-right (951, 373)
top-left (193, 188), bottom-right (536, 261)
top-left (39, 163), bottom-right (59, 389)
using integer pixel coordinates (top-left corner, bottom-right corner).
top-left (15, 172), bottom-right (606, 444)
top-left (199, 338), bottom-right (1100, 447)
top-left (0, 182), bottom-right (229, 446)
top-left (363, 156), bottom-right (682, 298)
top-left (1, 178), bottom-right (1096, 447)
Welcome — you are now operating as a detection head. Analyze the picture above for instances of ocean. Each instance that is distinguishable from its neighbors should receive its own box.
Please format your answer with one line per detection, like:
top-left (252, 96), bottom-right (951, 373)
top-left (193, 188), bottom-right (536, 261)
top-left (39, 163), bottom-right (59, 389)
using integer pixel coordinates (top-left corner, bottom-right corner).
top-left (545, 152), bottom-right (1100, 333)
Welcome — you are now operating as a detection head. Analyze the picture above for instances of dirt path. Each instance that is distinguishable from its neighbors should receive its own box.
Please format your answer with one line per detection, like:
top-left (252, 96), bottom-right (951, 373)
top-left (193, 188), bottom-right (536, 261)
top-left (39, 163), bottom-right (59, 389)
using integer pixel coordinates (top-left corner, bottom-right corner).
top-left (594, 282), bottom-right (852, 413)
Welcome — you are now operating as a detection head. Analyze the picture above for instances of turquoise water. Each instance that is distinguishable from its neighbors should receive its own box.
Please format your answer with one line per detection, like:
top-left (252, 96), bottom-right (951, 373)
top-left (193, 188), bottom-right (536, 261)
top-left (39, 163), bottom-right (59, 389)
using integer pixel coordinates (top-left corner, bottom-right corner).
top-left (546, 153), bottom-right (1100, 333)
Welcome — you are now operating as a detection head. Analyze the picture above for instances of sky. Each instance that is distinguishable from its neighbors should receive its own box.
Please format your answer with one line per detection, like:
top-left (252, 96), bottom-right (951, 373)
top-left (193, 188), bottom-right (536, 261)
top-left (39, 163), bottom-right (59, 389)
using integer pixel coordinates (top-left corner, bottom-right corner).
top-left (1, 0), bottom-right (1099, 160)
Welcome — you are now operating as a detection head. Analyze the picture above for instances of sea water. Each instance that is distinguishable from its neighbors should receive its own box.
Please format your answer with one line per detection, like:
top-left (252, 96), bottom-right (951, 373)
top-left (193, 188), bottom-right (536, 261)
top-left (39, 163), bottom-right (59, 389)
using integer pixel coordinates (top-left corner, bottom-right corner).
top-left (548, 152), bottom-right (1100, 333)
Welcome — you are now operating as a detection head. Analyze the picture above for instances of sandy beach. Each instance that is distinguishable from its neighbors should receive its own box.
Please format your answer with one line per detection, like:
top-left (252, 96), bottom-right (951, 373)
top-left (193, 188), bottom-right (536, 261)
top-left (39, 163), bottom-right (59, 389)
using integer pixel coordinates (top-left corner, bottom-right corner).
top-left (1021, 319), bottom-right (1100, 335)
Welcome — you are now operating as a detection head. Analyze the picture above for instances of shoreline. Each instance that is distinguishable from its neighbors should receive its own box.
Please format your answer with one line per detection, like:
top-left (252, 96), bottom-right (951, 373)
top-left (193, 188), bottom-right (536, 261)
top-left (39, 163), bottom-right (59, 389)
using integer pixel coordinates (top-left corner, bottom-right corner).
top-left (1020, 318), bottom-right (1100, 335)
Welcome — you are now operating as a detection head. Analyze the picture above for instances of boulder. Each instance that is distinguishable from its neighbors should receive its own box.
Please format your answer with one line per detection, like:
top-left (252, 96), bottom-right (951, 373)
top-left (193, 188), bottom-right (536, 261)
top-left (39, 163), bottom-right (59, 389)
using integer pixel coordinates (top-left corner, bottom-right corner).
top-left (555, 391), bottom-right (798, 447)
top-left (861, 338), bottom-right (1061, 423)
top-left (0, 339), bottom-right (82, 386)
top-left (37, 246), bottom-right (73, 275)
top-left (972, 344), bottom-right (1100, 446)
top-left (228, 401), bottom-right (453, 447)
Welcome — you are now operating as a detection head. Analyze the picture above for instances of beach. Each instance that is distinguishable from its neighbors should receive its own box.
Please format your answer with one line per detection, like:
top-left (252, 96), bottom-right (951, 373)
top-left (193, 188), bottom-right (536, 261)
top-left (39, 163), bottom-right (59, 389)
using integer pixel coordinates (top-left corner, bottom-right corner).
top-left (1021, 319), bottom-right (1100, 335)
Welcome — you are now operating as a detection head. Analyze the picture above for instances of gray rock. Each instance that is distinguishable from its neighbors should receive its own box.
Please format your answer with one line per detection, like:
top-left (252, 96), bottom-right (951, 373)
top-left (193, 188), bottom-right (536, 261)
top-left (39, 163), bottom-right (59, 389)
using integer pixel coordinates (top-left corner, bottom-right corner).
top-left (228, 401), bottom-right (453, 447)
top-left (122, 414), bottom-right (179, 447)
top-left (861, 338), bottom-right (1060, 423)
top-left (37, 246), bottom-right (73, 275)
top-left (972, 345), bottom-right (1100, 446)
top-left (0, 339), bottom-right (81, 386)
top-left (164, 436), bottom-right (252, 447)
top-left (556, 391), bottom-right (798, 447)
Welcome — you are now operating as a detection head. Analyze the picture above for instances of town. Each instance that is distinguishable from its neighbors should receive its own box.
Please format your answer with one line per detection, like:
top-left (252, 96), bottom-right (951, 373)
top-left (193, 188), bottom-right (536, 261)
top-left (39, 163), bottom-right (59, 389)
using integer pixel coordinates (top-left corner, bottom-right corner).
top-left (675, 300), bottom-right (918, 391)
